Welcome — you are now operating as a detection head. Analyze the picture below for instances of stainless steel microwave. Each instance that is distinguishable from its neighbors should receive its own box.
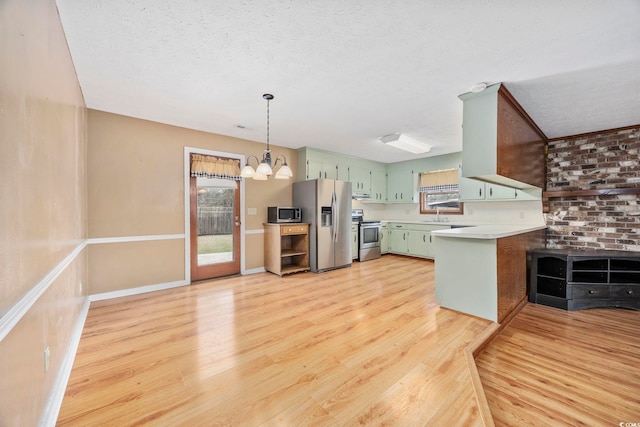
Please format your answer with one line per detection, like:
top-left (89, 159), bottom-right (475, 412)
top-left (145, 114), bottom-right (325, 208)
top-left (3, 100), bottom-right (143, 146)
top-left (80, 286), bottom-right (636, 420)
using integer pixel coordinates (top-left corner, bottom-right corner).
top-left (268, 207), bottom-right (301, 223)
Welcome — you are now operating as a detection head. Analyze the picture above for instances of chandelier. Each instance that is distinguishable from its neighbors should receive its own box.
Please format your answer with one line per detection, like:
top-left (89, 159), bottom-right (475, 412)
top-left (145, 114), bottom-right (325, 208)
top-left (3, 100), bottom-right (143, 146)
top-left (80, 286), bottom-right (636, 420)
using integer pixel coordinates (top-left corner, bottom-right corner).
top-left (240, 94), bottom-right (293, 180)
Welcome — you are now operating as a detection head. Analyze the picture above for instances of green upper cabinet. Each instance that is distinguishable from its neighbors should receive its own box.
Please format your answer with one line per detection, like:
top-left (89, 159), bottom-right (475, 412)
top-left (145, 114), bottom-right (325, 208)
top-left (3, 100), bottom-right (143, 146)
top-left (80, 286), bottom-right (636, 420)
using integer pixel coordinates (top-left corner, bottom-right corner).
top-left (459, 172), bottom-right (542, 202)
top-left (459, 83), bottom-right (546, 190)
top-left (459, 176), bottom-right (484, 201)
top-left (348, 162), bottom-right (371, 195)
top-left (459, 176), bottom-right (518, 201)
top-left (386, 167), bottom-right (418, 204)
top-left (297, 148), bottom-right (340, 181)
top-left (370, 169), bottom-right (386, 202)
top-left (297, 148), bottom-right (465, 205)
top-left (385, 153), bottom-right (461, 204)
top-left (336, 156), bottom-right (350, 182)
top-left (297, 147), bottom-right (387, 203)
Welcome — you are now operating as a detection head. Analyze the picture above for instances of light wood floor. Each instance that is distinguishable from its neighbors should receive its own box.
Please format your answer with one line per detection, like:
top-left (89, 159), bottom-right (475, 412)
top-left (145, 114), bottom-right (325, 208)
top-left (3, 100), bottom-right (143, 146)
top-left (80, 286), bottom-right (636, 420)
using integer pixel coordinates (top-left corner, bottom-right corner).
top-left (58, 254), bottom-right (640, 426)
top-left (476, 303), bottom-right (640, 426)
top-left (57, 255), bottom-right (491, 426)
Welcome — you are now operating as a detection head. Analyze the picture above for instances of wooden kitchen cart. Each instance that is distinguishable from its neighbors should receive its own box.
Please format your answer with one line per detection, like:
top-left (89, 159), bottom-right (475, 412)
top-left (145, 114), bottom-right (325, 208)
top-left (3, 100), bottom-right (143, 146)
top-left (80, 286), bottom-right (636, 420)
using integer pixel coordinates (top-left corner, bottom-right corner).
top-left (264, 223), bottom-right (310, 276)
top-left (529, 248), bottom-right (640, 311)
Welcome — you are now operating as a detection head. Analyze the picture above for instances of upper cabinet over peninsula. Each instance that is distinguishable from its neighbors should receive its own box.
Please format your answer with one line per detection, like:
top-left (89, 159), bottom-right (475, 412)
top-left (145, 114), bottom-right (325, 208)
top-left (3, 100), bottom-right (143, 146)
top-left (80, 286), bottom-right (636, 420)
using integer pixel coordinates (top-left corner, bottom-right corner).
top-left (459, 83), bottom-right (547, 190)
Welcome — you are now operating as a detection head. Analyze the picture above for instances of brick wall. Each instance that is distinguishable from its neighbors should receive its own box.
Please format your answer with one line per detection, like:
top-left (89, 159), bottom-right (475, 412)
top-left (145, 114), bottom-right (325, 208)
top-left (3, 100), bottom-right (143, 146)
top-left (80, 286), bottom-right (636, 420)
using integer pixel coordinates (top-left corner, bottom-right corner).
top-left (545, 126), bottom-right (640, 251)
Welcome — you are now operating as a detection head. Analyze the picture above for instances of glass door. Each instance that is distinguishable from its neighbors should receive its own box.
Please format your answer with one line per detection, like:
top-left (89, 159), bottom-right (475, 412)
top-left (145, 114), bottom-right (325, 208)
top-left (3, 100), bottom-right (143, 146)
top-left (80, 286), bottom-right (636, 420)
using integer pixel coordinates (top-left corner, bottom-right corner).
top-left (190, 176), bottom-right (240, 281)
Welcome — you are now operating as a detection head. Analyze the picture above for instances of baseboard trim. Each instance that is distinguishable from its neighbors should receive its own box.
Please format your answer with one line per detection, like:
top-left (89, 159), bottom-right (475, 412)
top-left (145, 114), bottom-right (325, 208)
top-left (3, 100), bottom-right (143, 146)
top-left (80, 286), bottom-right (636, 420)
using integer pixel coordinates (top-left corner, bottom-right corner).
top-left (89, 280), bottom-right (189, 302)
top-left (38, 296), bottom-right (91, 427)
top-left (243, 267), bottom-right (266, 275)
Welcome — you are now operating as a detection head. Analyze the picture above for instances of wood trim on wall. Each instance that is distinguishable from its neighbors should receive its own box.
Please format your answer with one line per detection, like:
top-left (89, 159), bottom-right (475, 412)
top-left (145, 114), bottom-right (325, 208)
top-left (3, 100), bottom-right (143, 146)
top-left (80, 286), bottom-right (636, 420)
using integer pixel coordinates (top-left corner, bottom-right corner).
top-left (544, 188), bottom-right (640, 199)
top-left (498, 85), bottom-right (548, 141)
top-left (496, 229), bottom-right (546, 323)
top-left (496, 85), bottom-right (547, 189)
top-left (546, 123), bottom-right (640, 142)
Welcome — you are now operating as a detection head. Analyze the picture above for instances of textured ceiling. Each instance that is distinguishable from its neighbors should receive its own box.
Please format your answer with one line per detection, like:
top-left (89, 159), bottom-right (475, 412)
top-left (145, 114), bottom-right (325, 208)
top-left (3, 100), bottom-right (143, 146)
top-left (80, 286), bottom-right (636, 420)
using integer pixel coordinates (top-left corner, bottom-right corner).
top-left (55, 0), bottom-right (640, 164)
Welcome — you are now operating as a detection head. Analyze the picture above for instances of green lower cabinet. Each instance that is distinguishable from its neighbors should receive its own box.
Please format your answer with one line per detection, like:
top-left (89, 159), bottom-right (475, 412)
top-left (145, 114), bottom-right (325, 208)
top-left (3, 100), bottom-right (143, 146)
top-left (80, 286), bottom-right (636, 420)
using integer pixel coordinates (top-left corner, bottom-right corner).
top-left (389, 226), bottom-right (409, 255)
top-left (389, 223), bottom-right (450, 259)
top-left (380, 224), bottom-right (389, 254)
top-left (407, 230), bottom-right (430, 257)
top-left (351, 223), bottom-right (359, 260)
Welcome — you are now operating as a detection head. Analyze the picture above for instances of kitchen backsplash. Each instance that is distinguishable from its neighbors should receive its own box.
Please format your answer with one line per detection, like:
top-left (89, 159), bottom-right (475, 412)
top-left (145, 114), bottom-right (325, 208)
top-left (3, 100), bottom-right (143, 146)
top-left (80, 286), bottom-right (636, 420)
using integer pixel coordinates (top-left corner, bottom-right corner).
top-left (354, 199), bottom-right (545, 226)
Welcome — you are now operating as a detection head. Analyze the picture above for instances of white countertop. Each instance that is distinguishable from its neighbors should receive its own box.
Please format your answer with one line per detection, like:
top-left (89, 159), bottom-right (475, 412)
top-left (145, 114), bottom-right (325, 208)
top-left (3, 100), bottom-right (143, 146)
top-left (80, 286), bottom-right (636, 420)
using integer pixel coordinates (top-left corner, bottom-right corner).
top-left (380, 220), bottom-right (479, 226)
top-left (431, 224), bottom-right (546, 239)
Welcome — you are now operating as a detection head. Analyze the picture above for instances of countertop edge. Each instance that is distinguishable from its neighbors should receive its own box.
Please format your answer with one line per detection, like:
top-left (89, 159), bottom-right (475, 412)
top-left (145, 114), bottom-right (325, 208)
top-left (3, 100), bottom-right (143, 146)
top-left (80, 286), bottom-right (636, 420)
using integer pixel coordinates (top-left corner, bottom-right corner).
top-left (431, 224), bottom-right (546, 239)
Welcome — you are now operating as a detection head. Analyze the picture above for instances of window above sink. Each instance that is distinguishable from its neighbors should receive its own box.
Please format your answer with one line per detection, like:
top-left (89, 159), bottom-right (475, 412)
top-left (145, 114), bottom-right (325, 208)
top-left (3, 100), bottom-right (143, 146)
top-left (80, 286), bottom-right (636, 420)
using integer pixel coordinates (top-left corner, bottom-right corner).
top-left (418, 168), bottom-right (463, 215)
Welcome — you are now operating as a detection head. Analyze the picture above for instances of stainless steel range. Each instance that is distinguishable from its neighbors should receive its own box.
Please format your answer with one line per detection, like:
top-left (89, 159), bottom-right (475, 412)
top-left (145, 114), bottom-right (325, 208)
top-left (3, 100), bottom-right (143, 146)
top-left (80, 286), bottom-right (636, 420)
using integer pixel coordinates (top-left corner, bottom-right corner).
top-left (352, 209), bottom-right (382, 262)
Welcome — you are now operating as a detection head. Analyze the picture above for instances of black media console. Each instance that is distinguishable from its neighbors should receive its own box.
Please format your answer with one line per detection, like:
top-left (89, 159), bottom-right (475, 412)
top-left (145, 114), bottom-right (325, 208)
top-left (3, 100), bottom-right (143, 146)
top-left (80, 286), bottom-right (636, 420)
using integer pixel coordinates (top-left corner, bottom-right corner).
top-left (529, 248), bottom-right (640, 311)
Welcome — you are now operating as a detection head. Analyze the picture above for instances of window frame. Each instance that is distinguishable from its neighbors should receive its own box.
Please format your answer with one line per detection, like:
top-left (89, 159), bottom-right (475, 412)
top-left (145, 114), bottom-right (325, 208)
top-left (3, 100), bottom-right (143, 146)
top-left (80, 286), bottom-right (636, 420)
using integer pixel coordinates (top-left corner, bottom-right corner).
top-left (418, 168), bottom-right (464, 215)
top-left (419, 190), bottom-right (464, 215)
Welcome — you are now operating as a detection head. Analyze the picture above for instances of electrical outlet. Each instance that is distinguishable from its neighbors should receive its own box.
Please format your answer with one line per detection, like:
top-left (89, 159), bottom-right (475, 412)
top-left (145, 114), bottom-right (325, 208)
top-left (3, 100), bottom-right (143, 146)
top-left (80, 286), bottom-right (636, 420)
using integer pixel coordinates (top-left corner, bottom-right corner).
top-left (79, 281), bottom-right (83, 293)
top-left (519, 211), bottom-right (525, 219)
top-left (44, 346), bottom-right (50, 373)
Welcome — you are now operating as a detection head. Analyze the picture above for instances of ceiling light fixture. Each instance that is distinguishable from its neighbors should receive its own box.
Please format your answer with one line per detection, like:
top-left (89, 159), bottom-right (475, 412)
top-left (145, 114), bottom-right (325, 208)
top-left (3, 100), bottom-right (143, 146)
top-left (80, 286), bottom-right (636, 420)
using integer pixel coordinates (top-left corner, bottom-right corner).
top-left (240, 94), bottom-right (293, 180)
top-left (380, 133), bottom-right (431, 154)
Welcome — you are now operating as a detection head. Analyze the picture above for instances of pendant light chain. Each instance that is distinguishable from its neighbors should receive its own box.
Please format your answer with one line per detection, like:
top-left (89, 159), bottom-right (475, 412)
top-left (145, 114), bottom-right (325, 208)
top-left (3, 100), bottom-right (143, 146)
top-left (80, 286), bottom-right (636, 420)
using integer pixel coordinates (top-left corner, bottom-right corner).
top-left (266, 95), bottom-right (270, 151)
top-left (263, 93), bottom-right (273, 153)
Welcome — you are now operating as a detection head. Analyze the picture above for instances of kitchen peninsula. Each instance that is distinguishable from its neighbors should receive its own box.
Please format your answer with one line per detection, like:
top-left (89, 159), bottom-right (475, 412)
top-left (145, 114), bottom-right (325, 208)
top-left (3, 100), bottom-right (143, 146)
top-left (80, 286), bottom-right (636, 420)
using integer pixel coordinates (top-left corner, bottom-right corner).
top-left (430, 82), bottom-right (547, 323)
top-left (432, 224), bottom-right (546, 322)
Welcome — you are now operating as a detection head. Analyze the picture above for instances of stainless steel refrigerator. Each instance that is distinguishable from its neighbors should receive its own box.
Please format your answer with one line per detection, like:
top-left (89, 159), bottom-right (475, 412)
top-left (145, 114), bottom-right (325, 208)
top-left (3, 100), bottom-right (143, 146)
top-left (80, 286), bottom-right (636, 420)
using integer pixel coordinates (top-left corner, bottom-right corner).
top-left (293, 179), bottom-right (352, 272)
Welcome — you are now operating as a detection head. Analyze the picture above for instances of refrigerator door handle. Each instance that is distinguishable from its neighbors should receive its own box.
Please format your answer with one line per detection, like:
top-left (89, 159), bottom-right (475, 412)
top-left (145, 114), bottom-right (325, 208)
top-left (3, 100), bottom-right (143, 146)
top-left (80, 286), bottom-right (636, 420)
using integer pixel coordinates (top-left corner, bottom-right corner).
top-left (332, 190), bottom-right (338, 243)
top-left (335, 191), bottom-right (340, 243)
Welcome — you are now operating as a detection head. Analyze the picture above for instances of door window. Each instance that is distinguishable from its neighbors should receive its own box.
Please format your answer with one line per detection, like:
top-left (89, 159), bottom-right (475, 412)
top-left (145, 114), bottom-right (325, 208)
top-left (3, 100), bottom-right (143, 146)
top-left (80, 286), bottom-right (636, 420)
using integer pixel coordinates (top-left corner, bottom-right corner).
top-left (195, 177), bottom-right (236, 266)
